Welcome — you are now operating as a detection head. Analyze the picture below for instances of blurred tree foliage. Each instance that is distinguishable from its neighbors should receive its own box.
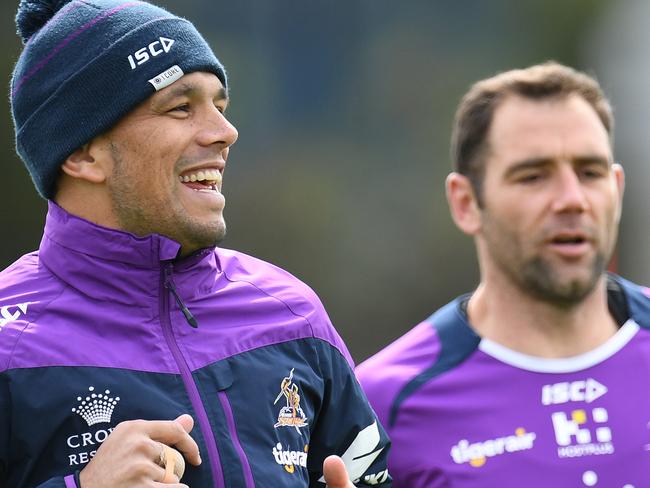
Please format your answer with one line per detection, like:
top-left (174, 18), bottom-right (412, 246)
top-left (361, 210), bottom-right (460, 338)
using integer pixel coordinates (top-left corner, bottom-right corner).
top-left (1, 0), bottom-right (608, 361)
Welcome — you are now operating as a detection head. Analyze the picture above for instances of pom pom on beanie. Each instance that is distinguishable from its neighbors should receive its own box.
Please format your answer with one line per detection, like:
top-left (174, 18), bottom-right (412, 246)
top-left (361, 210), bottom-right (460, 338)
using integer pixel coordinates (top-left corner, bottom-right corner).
top-left (16, 0), bottom-right (73, 43)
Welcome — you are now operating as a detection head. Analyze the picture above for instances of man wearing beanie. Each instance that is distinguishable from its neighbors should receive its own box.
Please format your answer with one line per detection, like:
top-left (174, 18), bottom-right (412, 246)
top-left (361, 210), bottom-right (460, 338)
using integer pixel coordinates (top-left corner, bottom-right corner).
top-left (0, 1), bottom-right (391, 487)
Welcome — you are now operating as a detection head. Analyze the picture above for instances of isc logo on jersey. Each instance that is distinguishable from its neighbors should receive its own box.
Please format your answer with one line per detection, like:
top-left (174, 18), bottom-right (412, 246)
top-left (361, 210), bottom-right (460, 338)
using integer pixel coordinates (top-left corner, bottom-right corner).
top-left (127, 37), bottom-right (175, 70)
top-left (541, 378), bottom-right (607, 406)
top-left (450, 428), bottom-right (537, 467)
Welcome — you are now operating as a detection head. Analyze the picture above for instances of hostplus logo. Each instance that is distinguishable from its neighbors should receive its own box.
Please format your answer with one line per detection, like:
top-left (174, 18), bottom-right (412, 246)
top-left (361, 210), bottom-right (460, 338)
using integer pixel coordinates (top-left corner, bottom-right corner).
top-left (552, 408), bottom-right (614, 458)
top-left (450, 428), bottom-right (537, 467)
top-left (0, 302), bottom-right (29, 331)
top-left (66, 386), bottom-right (121, 466)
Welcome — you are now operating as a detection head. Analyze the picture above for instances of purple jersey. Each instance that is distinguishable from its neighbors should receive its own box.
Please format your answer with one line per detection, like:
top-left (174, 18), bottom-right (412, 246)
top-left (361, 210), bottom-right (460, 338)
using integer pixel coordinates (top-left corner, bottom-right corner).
top-left (357, 276), bottom-right (650, 487)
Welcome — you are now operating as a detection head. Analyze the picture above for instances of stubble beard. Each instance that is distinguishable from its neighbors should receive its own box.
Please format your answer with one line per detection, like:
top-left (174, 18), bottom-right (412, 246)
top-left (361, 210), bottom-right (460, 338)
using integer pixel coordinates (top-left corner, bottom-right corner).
top-left (107, 143), bottom-right (227, 254)
top-left (508, 252), bottom-right (607, 308)
top-left (482, 214), bottom-right (611, 309)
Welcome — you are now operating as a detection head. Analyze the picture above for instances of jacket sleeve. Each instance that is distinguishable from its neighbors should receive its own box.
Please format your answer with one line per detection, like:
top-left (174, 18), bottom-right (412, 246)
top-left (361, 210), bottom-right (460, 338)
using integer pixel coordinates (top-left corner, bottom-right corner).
top-left (0, 373), bottom-right (8, 486)
top-left (307, 340), bottom-right (392, 487)
top-left (32, 477), bottom-right (77, 488)
top-left (0, 373), bottom-right (77, 488)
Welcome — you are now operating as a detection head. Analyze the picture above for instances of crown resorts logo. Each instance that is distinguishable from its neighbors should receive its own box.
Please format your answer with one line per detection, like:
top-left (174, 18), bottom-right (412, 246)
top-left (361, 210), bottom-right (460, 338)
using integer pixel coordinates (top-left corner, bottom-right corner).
top-left (72, 386), bottom-right (120, 427)
top-left (274, 368), bottom-right (308, 433)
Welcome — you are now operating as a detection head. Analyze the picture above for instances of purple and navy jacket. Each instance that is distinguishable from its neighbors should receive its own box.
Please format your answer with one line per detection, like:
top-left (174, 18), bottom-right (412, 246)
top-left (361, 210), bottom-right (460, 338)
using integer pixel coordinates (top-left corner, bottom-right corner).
top-left (357, 275), bottom-right (650, 487)
top-left (0, 203), bottom-right (391, 488)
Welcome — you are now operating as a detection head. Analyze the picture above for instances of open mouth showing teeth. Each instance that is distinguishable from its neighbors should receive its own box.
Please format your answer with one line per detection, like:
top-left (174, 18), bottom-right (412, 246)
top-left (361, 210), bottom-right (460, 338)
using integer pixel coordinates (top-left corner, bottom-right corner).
top-left (179, 169), bottom-right (222, 191)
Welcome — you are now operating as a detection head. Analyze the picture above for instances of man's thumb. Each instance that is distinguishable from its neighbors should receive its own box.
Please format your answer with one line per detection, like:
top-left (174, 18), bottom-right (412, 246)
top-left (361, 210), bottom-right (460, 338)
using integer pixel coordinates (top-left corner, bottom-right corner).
top-left (323, 455), bottom-right (352, 488)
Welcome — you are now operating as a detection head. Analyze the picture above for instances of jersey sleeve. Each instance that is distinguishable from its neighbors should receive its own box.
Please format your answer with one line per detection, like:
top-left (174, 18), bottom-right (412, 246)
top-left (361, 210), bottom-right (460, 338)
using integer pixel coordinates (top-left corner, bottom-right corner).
top-left (307, 339), bottom-right (392, 487)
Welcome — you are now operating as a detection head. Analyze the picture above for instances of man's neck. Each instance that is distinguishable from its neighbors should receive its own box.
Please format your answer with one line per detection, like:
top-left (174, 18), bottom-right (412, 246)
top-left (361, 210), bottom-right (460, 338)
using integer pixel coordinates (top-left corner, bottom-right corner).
top-left (466, 277), bottom-right (619, 358)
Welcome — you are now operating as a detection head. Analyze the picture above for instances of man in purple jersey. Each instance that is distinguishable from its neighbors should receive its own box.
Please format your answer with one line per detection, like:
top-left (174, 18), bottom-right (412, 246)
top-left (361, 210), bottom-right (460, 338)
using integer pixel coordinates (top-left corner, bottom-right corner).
top-left (357, 61), bottom-right (650, 487)
top-left (0, 1), bottom-right (390, 487)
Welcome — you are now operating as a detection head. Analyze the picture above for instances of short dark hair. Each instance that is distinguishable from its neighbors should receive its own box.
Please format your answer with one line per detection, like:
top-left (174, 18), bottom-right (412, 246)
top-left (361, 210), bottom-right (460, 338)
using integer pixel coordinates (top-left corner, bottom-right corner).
top-left (450, 61), bottom-right (613, 205)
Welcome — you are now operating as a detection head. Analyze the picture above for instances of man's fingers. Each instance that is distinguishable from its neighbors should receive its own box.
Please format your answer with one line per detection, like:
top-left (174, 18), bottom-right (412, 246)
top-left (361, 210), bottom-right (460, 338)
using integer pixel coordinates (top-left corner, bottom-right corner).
top-left (157, 444), bottom-right (186, 482)
top-left (174, 414), bottom-right (194, 433)
top-left (78, 417), bottom-right (200, 488)
top-left (323, 455), bottom-right (354, 488)
top-left (145, 418), bottom-right (202, 466)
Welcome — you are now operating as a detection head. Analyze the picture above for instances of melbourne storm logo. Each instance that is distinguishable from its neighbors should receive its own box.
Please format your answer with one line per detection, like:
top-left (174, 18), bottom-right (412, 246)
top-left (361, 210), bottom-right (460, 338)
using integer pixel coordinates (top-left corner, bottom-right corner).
top-left (274, 368), bottom-right (308, 433)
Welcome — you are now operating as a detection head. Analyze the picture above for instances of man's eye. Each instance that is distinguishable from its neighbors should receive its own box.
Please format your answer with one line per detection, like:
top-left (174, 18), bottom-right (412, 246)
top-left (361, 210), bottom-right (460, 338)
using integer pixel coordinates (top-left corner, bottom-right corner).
top-left (170, 104), bottom-right (190, 113)
top-left (581, 167), bottom-right (605, 179)
top-left (518, 173), bottom-right (543, 183)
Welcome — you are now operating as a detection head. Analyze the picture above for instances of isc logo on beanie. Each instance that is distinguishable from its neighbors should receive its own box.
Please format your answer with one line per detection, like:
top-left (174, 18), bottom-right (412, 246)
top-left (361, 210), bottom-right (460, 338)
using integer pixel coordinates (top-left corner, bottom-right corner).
top-left (127, 37), bottom-right (175, 70)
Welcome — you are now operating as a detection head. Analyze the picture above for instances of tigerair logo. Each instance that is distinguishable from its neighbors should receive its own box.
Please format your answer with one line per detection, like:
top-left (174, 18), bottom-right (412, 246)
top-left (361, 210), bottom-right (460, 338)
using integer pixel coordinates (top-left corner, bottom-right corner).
top-left (272, 443), bottom-right (308, 473)
top-left (0, 302), bottom-right (29, 330)
top-left (72, 386), bottom-right (121, 427)
top-left (450, 428), bottom-right (537, 467)
top-left (274, 368), bottom-right (308, 433)
top-left (552, 408), bottom-right (614, 458)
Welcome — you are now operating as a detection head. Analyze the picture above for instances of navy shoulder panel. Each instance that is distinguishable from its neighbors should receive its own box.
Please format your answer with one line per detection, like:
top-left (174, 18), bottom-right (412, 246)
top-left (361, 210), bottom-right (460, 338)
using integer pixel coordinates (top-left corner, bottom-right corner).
top-left (389, 296), bottom-right (480, 427)
top-left (612, 274), bottom-right (650, 330)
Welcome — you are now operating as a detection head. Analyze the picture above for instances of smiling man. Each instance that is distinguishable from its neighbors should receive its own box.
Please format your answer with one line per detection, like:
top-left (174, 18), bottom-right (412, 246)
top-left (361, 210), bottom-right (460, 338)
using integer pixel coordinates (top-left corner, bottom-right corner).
top-left (0, 1), bottom-right (390, 487)
top-left (357, 62), bottom-right (650, 487)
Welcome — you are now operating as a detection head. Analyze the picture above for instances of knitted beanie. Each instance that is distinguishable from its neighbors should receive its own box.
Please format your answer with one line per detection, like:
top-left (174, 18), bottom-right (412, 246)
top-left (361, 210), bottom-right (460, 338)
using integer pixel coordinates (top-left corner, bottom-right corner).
top-left (11, 0), bottom-right (227, 199)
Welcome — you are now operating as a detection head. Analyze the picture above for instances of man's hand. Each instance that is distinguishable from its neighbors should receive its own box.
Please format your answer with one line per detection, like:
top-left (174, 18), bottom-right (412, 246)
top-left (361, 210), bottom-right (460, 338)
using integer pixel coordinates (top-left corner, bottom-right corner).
top-left (78, 414), bottom-right (201, 487)
top-left (323, 455), bottom-right (355, 488)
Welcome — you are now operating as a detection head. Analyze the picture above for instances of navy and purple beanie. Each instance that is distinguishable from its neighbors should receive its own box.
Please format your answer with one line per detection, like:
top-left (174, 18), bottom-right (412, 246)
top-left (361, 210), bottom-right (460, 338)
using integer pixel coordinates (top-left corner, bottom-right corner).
top-left (11, 0), bottom-right (227, 199)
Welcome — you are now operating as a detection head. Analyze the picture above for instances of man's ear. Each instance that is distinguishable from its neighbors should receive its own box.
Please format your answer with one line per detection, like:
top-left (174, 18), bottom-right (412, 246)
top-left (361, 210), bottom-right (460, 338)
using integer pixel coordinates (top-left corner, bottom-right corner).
top-left (446, 172), bottom-right (482, 235)
top-left (61, 141), bottom-right (108, 183)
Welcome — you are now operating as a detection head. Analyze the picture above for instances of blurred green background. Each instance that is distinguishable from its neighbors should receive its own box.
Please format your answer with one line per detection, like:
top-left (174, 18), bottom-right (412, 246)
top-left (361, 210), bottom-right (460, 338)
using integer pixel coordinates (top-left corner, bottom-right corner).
top-left (3, 0), bottom-right (648, 362)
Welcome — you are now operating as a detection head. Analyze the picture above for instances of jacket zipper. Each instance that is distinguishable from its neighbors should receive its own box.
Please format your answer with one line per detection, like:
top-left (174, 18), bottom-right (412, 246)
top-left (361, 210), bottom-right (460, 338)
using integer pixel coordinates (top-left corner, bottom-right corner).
top-left (166, 277), bottom-right (198, 328)
top-left (217, 391), bottom-right (256, 487)
top-left (160, 263), bottom-right (225, 488)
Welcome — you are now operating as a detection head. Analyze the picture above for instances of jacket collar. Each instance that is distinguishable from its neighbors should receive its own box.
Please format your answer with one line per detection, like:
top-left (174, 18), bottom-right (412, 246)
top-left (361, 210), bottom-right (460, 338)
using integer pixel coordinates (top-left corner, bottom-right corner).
top-left (42, 201), bottom-right (181, 266)
top-left (39, 202), bottom-right (217, 302)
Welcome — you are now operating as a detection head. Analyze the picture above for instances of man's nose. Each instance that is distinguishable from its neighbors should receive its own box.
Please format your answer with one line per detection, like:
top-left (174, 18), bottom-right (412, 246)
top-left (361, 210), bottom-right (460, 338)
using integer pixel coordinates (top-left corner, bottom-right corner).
top-left (197, 108), bottom-right (238, 148)
top-left (551, 168), bottom-right (589, 213)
